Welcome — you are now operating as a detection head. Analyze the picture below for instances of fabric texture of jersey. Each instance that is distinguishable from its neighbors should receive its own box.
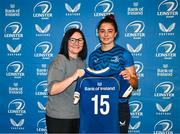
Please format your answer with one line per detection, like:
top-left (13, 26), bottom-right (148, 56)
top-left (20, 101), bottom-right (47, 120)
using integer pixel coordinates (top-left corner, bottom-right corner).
top-left (75, 67), bottom-right (132, 133)
top-left (88, 44), bottom-right (134, 72)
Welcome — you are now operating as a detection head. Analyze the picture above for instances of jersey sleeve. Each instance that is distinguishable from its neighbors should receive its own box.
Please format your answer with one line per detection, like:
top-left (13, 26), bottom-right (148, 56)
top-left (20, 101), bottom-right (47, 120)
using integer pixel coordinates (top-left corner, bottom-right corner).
top-left (123, 50), bottom-right (134, 67)
top-left (115, 74), bottom-right (132, 98)
top-left (74, 76), bottom-right (83, 93)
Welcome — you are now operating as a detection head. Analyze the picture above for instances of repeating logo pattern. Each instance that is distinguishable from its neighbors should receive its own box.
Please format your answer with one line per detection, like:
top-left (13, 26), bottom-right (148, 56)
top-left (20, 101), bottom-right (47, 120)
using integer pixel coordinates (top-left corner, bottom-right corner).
top-left (0, 0), bottom-right (179, 133)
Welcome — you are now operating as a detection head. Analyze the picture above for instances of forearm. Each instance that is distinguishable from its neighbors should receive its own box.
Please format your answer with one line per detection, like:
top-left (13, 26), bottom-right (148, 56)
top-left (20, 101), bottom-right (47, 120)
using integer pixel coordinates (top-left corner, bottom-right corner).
top-left (129, 74), bottom-right (138, 90)
top-left (49, 75), bottom-right (76, 95)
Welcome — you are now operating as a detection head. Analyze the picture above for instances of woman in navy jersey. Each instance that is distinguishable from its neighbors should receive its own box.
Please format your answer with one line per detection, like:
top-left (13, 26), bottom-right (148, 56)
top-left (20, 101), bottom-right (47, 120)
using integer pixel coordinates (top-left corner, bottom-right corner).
top-left (88, 14), bottom-right (138, 133)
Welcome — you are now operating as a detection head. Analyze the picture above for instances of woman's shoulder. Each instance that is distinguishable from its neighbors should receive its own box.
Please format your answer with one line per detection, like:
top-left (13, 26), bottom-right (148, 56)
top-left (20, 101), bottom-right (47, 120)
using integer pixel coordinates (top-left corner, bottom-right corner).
top-left (51, 54), bottom-right (68, 67)
top-left (115, 44), bottom-right (131, 54)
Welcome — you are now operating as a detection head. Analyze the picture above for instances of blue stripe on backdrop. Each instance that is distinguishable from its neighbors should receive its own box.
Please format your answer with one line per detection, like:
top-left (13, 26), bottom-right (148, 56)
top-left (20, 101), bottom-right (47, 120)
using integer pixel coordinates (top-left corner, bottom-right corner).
top-left (0, 0), bottom-right (179, 133)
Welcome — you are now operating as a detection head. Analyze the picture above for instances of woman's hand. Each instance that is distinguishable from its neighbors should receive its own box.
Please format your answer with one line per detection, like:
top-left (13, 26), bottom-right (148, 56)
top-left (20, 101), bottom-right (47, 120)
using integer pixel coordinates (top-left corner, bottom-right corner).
top-left (72, 69), bottom-right (85, 81)
top-left (120, 69), bottom-right (131, 80)
top-left (120, 66), bottom-right (138, 90)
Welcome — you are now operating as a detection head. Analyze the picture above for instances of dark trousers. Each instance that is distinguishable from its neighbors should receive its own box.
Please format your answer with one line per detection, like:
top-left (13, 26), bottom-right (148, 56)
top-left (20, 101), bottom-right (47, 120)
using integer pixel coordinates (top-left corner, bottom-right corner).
top-left (46, 115), bottom-right (80, 134)
top-left (119, 101), bottom-right (130, 134)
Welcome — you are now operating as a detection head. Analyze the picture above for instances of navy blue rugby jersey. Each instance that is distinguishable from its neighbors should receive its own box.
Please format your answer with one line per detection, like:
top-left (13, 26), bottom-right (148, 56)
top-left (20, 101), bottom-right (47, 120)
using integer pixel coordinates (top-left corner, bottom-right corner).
top-left (88, 44), bottom-right (134, 72)
top-left (75, 67), bottom-right (132, 133)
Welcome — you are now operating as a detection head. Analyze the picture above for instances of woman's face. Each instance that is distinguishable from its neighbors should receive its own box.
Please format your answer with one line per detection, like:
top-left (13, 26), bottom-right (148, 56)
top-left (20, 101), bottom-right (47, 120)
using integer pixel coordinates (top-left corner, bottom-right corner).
top-left (98, 22), bottom-right (117, 46)
top-left (68, 32), bottom-right (84, 56)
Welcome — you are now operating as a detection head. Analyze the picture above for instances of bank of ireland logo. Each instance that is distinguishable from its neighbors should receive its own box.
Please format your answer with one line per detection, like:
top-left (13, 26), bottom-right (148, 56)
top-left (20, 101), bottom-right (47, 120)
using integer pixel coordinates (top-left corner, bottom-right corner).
top-left (156, 103), bottom-right (172, 115)
top-left (157, 0), bottom-right (178, 18)
top-left (33, 1), bottom-right (52, 19)
top-left (129, 121), bottom-right (141, 133)
top-left (10, 118), bottom-right (24, 130)
top-left (134, 61), bottom-right (144, 79)
top-left (154, 81), bottom-right (174, 99)
top-left (154, 119), bottom-right (173, 133)
top-left (8, 99), bottom-right (26, 116)
top-left (155, 41), bottom-right (176, 59)
top-left (94, 0), bottom-right (114, 17)
top-left (129, 101), bottom-right (143, 118)
top-left (64, 21), bottom-right (82, 33)
top-left (5, 4), bottom-right (20, 17)
top-left (4, 22), bottom-right (23, 40)
top-left (36, 118), bottom-right (47, 133)
top-left (6, 61), bottom-right (25, 78)
top-left (65, 3), bottom-right (81, 16)
top-left (125, 21), bottom-right (145, 39)
top-left (126, 43), bottom-right (143, 56)
top-left (35, 24), bottom-right (51, 36)
top-left (34, 41), bottom-right (53, 59)
top-left (7, 44), bottom-right (22, 56)
top-left (35, 81), bottom-right (48, 97)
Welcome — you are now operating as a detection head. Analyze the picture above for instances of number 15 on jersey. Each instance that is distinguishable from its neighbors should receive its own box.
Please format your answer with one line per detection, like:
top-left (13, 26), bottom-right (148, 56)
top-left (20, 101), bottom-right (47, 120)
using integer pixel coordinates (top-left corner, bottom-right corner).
top-left (91, 95), bottom-right (110, 115)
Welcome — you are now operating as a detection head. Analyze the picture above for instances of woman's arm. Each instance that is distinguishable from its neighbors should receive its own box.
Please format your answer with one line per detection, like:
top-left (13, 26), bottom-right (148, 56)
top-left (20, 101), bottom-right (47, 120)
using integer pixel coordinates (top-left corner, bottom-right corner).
top-left (49, 69), bottom-right (85, 95)
top-left (120, 66), bottom-right (138, 90)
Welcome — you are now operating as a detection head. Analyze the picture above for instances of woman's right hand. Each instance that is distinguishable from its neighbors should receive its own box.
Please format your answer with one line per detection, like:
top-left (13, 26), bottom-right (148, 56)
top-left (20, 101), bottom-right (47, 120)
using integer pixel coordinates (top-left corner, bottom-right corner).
top-left (72, 69), bottom-right (85, 81)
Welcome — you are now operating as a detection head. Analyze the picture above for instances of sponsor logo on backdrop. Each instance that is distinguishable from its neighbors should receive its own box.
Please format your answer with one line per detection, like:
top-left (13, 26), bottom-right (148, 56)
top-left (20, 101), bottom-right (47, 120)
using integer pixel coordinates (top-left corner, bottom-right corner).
top-left (64, 21), bottom-right (82, 33)
top-left (9, 82), bottom-right (23, 95)
top-left (35, 81), bottom-right (48, 97)
top-left (36, 118), bottom-right (47, 133)
top-left (157, 0), bottom-right (178, 18)
top-left (129, 101), bottom-right (143, 118)
top-left (156, 102), bottom-right (172, 115)
top-left (65, 3), bottom-right (81, 16)
top-left (33, 1), bottom-right (52, 19)
top-left (37, 64), bottom-right (48, 76)
top-left (132, 88), bottom-right (141, 96)
top-left (8, 99), bottom-right (26, 116)
top-left (94, 0), bottom-right (114, 17)
top-left (159, 22), bottom-right (175, 36)
top-left (134, 61), bottom-right (144, 79)
top-left (129, 121), bottom-right (141, 133)
top-left (35, 24), bottom-right (51, 37)
top-left (154, 81), bottom-right (174, 99)
top-left (127, 2), bottom-right (144, 16)
top-left (94, 43), bottom-right (101, 50)
top-left (5, 4), bottom-right (20, 17)
top-left (6, 61), bottom-right (25, 79)
top-left (125, 20), bottom-right (145, 39)
top-left (157, 64), bottom-right (173, 77)
top-left (155, 41), bottom-right (176, 59)
top-left (37, 101), bottom-right (46, 113)
top-left (4, 22), bottom-right (23, 40)
top-left (7, 44), bottom-right (22, 56)
top-left (126, 43), bottom-right (143, 56)
top-left (153, 119), bottom-right (173, 134)
top-left (34, 41), bottom-right (53, 59)
top-left (10, 118), bottom-right (24, 130)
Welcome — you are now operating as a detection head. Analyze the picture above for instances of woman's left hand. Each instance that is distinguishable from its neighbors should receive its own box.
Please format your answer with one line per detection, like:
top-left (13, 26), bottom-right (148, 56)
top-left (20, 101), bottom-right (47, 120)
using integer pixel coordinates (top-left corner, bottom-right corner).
top-left (120, 70), bottom-right (131, 80)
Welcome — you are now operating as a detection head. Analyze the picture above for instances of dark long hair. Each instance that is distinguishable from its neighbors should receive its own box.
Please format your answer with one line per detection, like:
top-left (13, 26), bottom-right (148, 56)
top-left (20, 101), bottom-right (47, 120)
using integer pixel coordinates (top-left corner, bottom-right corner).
top-left (97, 14), bottom-right (118, 33)
top-left (59, 28), bottom-right (87, 60)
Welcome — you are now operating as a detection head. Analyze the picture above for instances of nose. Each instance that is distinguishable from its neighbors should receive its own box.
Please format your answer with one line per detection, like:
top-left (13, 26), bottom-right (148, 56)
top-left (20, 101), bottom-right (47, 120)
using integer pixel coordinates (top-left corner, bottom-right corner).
top-left (104, 31), bottom-right (108, 36)
top-left (74, 40), bottom-right (79, 45)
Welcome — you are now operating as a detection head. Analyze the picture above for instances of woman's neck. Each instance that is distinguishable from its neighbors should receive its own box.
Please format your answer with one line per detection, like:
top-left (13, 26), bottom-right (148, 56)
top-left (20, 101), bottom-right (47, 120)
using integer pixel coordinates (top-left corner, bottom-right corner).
top-left (69, 52), bottom-right (78, 59)
top-left (101, 43), bottom-right (114, 51)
